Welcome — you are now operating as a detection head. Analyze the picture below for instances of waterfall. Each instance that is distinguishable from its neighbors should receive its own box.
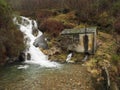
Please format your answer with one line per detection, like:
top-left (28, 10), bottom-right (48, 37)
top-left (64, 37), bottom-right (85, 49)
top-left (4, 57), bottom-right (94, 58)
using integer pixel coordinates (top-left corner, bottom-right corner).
top-left (13, 16), bottom-right (60, 68)
top-left (66, 53), bottom-right (73, 62)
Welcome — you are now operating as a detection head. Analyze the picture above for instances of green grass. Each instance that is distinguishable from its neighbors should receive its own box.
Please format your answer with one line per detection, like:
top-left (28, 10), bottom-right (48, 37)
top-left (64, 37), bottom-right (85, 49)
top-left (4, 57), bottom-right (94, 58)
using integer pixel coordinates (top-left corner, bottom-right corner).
top-left (111, 55), bottom-right (120, 65)
top-left (0, 0), bottom-right (7, 7)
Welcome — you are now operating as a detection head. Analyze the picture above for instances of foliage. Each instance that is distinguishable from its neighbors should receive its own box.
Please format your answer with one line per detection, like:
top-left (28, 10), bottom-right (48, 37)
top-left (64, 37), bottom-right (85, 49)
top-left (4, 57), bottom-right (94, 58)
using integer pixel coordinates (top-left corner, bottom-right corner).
top-left (0, 0), bottom-right (13, 29)
top-left (111, 55), bottom-right (120, 65)
top-left (39, 19), bottom-right (64, 37)
top-left (54, 12), bottom-right (77, 23)
top-left (0, 0), bottom-right (7, 6)
top-left (0, 0), bottom-right (24, 65)
top-left (114, 17), bottom-right (120, 34)
top-left (6, 0), bottom-right (120, 32)
top-left (36, 10), bottom-right (57, 24)
top-left (112, 1), bottom-right (120, 17)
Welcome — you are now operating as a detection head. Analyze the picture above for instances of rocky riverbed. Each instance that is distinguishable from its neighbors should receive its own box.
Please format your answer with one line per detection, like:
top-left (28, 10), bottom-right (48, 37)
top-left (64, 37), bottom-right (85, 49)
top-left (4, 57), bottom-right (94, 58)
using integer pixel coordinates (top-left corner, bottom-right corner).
top-left (0, 63), bottom-right (96, 90)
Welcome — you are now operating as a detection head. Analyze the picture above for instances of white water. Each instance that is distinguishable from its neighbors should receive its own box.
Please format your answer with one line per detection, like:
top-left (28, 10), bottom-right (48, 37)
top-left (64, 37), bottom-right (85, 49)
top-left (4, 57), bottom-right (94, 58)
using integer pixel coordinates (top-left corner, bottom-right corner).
top-left (17, 65), bottom-right (29, 69)
top-left (66, 53), bottom-right (73, 62)
top-left (14, 16), bottom-right (60, 68)
top-left (82, 55), bottom-right (88, 62)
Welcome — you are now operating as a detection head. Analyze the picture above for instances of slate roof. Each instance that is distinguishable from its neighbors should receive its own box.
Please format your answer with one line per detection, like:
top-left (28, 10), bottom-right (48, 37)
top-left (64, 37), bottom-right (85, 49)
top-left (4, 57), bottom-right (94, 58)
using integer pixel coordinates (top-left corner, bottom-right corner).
top-left (61, 27), bottom-right (97, 35)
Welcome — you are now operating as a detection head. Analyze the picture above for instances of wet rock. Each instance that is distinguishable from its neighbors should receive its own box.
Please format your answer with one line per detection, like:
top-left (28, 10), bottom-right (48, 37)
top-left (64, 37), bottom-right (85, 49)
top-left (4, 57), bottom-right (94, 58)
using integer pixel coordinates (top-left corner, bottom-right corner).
top-left (27, 53), bottom-right (31, 60)
top-left (33, 35), bottom-right (48, 49)
top-left (18, 52), bottom-right (25, 62)
top-left (5, 57), bottom-right (18, 64)
top-left (66, 60), bottom-right (75, 63)
top-left (42, 46), bottom-right (61, 56)
top-left (32, 28), bottom-right (38, 37)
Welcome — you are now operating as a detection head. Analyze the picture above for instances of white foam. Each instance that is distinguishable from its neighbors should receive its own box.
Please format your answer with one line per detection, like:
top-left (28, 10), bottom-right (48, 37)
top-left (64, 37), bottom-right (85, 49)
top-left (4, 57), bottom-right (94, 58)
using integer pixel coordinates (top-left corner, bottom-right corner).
top-left (14, 16), bottom-right (60, 68)
top-left (66, 53), bottom-right (73, 62)
top-left (17, 65), bottom-right (29, 70)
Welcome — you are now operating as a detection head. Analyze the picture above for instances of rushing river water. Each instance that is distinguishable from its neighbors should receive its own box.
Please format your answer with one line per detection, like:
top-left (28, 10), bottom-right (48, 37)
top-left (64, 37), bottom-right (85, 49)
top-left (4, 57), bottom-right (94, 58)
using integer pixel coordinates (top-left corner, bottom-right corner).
top-left (0, 63), bottom-right (95, 90)
top-left (0, 16), bottom-right (105, 90)
top-left (0, 64), bottom-right (56, 90)
top-left (13, 16), bottom-right (60, 68)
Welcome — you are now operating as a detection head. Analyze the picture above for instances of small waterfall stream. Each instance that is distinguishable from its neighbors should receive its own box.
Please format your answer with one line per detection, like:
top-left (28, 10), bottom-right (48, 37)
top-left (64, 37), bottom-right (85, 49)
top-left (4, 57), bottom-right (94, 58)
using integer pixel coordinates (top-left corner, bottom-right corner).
top-left (13, 16), bottom-right (60, 68)
top-left (66, 53), bottom-right (73, 62)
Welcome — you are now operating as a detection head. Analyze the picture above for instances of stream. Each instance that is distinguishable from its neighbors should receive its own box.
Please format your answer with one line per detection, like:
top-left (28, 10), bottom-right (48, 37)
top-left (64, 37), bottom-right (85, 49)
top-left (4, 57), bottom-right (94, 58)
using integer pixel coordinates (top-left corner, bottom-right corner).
top-left (0, 16), bottom-right (99, 90)
top-left (0, 63), bottom-right (95, 90)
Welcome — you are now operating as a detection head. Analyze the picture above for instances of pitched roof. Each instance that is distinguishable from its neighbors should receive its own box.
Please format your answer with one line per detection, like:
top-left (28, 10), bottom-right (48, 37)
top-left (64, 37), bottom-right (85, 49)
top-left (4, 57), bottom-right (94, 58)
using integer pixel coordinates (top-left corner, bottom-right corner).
top-left (61, 27), bottom-right (97, 35)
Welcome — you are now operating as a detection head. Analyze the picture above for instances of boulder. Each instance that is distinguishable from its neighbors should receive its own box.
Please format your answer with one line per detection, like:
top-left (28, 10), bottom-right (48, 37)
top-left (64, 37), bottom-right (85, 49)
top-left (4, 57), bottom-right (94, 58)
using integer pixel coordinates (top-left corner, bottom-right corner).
top-left (5, 57), bottom-right (18, 64)
top-left (18, 52), bottom-right (25, 62)
top-left (33, 34), bottom-right (48, 49)
top-left (27, 53), bottom-right (31, 60)
top-left (32, 28), bottom-right (38, 37)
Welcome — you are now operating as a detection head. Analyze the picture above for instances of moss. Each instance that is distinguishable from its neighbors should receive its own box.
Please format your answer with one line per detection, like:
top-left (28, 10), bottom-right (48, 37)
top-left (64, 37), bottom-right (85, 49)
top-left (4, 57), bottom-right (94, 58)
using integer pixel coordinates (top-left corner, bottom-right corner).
top-left (49, 52), bottom-right (68, 63)
top-left (50, 11), bottom-right (77, 26)
top-left (111, 55), bottom-right (120, 65)
top-left (74, 24), bottom-right (86, 29)
top-left (15, 16), bottom-right (22, 24)
top-left (0, 0), bottom-right (7, 7)
top-left (0, 0), bottom-right (25, 65)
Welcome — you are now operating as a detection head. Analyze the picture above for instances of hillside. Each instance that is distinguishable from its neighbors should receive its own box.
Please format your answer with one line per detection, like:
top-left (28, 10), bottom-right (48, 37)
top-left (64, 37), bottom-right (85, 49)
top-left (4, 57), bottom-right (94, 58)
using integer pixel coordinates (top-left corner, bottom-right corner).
top-left (0, 0), bottom-right (24, 65)
top-left (0, 0), bottom-right (120, 89)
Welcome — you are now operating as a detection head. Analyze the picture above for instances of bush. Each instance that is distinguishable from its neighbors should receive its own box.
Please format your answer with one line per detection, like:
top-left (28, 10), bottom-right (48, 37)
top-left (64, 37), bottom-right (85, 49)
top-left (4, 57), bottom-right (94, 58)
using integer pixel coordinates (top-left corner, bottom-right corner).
top-left (0, 42), bottom-right (6, 65)
top-left (0, 0), bottom-right (25, 65)
top-left (60, 8), bottom-right (70, 14)
top-left (114, 17), bottom-right (120, 34)
top-left (64, 23), bottom-right (75, 29)
top-left (36, 10), bottom-right (57, 24)
top-left (112, 1), bottom-right (120, 17)
top-left (0, 29), bottom-right (24, 60)
top-left (0, 0), bottom-right (13, 29)
top-left (39, 19), bottom-right (64, 37)
top-left (111, 55), bottom-right (120, 65)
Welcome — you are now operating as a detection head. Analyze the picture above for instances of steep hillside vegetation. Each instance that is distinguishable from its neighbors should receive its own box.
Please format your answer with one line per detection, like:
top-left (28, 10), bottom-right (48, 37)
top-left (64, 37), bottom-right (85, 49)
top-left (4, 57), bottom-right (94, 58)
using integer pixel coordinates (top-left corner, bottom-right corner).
top-left (6, 0), bottom-right (120, 33)
top-left (0, 0), bottom-right (24, 65)
top-left (3, 0), bottom-right (120, 89)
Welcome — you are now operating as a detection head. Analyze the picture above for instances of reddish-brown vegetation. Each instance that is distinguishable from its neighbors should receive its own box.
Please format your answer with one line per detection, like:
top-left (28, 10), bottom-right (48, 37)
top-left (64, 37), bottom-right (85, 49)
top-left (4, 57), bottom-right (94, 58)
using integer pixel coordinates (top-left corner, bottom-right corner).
top-left (36, 10), bottom-right (58, 24)
top-left (39, 19), bottom-right (64, 37)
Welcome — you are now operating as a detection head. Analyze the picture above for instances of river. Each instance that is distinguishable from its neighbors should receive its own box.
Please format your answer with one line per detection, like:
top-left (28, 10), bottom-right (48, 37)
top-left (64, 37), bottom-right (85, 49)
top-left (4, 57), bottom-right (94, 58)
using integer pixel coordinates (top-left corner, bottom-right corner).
top-left (0, 63), bottom-right (95, 90)
top-left (0, 16), bottom-right (102, 90)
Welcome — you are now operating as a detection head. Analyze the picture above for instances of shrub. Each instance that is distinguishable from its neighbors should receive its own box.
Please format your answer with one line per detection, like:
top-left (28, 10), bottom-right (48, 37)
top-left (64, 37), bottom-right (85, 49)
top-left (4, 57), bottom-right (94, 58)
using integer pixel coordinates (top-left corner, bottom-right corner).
top-left (111, 55), bottom-right (120, 65)
top-left (112, 1), bottom-right (120, 17)
top-left (0, 0), bottom-right (25, 65)
top-left (39, 19), bottom-right (64, 37)
top-left (0, 42), bottom-right (6, 65)
top-left (36, 10), bottom-right (57, 24)
top-left (114, 17), bottom-right (120, 34)
top-left (0, 29), bottom-right (24, 59)
top-left (64, 23), bottom-right (75, 29)
top-left (61, 8), bottom-right (70, 14)
top-left (0, 0), bottom-right (13, 29)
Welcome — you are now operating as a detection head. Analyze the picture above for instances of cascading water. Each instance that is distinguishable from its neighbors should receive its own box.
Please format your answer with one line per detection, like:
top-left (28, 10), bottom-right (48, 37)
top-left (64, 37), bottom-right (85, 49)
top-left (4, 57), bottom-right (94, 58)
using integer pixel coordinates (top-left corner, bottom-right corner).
top-left (66, 53), bottom-right (73, 63)
top-left (13, 16), bottom-right (60, 68)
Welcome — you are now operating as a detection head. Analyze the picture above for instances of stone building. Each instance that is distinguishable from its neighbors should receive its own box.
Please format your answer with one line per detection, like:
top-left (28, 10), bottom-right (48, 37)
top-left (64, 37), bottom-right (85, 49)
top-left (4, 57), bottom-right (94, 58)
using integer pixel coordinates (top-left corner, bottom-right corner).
top-left (60, 27), bottom-right (97, 54)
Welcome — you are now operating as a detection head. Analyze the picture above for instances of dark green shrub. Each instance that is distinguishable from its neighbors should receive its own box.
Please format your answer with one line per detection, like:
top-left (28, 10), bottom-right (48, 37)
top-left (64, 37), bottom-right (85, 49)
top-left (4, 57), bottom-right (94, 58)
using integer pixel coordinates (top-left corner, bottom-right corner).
top-left (112, 1), bottom-right (120, 17)
top-left (0, 0), bottom-right (25, 65)
top-left (0, 0), bottom-right (13, 29)
top-left (114, 17), bottom-right (120, 34)
top-left (111, 55), bottom-right (120, 65)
